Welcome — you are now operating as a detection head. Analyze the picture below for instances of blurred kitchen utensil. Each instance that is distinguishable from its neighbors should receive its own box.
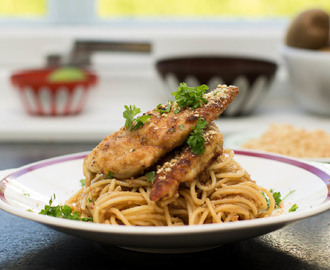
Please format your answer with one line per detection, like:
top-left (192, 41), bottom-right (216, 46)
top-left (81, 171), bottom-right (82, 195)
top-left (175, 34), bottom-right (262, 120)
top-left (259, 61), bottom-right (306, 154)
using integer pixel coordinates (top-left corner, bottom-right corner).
top-left (46, 40), bottom-right (152, 68)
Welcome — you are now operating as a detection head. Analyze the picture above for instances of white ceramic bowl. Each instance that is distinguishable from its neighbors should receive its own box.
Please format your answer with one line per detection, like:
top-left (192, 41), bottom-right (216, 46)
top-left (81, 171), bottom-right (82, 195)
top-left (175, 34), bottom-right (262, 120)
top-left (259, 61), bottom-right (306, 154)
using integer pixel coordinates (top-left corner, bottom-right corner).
top-left (281, 45), bottom-right (330, 116)
top-left (0, 150), bottom-right (329, 253)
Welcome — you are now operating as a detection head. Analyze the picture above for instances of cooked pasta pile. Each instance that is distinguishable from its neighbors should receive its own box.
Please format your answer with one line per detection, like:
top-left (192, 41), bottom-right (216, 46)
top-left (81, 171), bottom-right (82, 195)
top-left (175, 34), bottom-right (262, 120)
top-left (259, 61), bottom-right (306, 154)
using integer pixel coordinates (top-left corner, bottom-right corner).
top-left (67, 149), bottom-right (275, 226)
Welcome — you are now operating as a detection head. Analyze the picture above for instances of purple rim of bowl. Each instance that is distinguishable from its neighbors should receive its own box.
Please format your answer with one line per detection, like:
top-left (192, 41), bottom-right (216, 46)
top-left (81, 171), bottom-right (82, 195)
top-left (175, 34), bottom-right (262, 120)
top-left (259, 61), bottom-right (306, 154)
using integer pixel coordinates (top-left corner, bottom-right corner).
top-left (0, 150), bottom-right (329, 203)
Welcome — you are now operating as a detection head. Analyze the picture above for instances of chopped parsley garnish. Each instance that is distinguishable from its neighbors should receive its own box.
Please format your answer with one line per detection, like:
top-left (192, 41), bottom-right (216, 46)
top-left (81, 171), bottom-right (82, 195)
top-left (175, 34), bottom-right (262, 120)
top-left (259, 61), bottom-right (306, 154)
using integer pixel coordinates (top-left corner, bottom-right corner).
top-left (80, 179), bottom-right (86, 187)
top-left (283, 190), bottom-right (296, 201)
top-left (39, 194), bottom-right (93, 222)
top-left (156, 101), bottom-right (173, 115)
top-left (288, 204), bottom-right (298, 212)
top-left (187, 118), bottom-right (208, 155)
top-left (263, 189), bottom-right (297, 212)
top-left (270, 189), bottom-right (282, 208)
top-left (145, 171), bottom-right (156, 183)
top-left (263, 189), bottom-right (282, 208)
top-left (123, 105), bottom-right (151, 131)
top-left (107, 171), bottom-right (114, 179)
top-left (171, 83), bottom-right (208, 109)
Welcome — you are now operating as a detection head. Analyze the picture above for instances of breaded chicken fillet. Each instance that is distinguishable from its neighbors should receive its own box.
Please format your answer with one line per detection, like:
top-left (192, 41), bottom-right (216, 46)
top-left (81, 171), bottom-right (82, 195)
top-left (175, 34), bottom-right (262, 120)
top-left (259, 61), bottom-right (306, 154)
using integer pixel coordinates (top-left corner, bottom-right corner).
top-left (83, 85), bottom-right (238, 185)
top-left (149, 122), bottom-right (223, 201)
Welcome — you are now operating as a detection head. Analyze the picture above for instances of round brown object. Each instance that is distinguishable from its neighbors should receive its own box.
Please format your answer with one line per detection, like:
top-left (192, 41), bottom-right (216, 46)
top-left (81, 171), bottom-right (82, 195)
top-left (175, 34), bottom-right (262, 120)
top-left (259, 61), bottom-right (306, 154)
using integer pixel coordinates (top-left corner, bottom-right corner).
top-left (285, 9), bottom-right (330, 49)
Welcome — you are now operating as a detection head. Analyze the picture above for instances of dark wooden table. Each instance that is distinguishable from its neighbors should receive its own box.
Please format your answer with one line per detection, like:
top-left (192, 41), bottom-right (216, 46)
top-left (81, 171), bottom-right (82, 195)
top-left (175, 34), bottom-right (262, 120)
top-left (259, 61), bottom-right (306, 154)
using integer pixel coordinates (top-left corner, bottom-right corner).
top-left (0, 142), bottom-right (329, 270)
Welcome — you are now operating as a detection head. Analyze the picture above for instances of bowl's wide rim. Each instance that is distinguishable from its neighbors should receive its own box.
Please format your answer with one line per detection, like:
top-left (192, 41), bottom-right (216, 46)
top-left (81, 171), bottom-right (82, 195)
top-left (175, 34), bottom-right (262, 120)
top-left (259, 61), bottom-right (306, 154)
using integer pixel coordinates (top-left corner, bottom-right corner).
top-left (155, 55), bottom-right (278, 66)
top-left (10, 68), bottom-right (98, 88)
top-left (280, 44), bottom-right (330, 59)
top-left (155, 56), bottom-right (278, 78)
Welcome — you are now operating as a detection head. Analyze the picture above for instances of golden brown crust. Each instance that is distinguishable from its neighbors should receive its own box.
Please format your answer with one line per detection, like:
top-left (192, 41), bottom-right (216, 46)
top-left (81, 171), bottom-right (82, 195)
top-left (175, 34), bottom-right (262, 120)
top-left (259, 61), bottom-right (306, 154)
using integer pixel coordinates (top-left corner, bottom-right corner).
top-left (83, 85), bottom-right (238, 185)
top-left (149, 122), bottom-right (223, 201)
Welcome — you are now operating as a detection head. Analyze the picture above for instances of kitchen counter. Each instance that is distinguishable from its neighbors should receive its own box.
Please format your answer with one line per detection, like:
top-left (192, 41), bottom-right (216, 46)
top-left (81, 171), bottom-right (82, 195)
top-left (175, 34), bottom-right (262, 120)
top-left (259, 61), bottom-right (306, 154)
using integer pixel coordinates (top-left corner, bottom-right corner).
top-left (1, 66), bottom-right (329, 142)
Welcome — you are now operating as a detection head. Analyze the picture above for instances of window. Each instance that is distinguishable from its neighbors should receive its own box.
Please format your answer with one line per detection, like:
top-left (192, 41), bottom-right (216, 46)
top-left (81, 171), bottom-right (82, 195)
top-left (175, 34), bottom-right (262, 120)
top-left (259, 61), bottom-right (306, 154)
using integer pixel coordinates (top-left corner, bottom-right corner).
top-left (0, 0), bottom-right (329, 24)
top-left (97, 0), bottom-right (330, 19)
top-left (0, 0), bottom-right (45, 18)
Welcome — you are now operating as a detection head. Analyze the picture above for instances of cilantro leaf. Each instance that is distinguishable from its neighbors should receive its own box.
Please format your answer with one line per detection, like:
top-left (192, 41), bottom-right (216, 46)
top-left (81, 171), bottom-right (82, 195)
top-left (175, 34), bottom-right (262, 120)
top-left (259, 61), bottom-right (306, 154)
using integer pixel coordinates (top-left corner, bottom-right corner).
top-left (263, 189), bottom-right (298, 211)
top-left (145, 171), bottom-right (156, 183)
top-left (80, 179), bottom-right (86, 187)
top-left (134, 114), bottom-right (151, 130)
top-left (171, 83), bottom-right (208, 109)
top-left (123, 105), bottom-right (140, 129)
top-left (289, 203), bottom-right (298, 212)
top-left (123, 105), bottom-right (151, 131)
top-left (187, 118), bottom-right (208, 155)
top-left (271, 189), bottom-right (282, 208)
top-left (39, 195), bottom-right (93, 222)
top-left (156, 101), bottom-right (173, 115)
top-left (49, 193), bottom-right (55, 205)
top-left (107, 171), bottom-right (114, 179)
top-left (283, 190), bottom-right (296, 200)
top-left (174, 108), bottom-right (180, 114)
top-left (262, 189), bottom-right (281, 209)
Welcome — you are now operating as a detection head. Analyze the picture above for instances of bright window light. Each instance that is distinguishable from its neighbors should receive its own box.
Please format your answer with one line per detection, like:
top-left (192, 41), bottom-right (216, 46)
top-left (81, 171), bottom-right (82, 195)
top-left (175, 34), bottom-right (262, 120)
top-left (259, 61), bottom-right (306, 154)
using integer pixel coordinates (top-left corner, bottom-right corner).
top-left (0, 0), bottom-right (329, 23)
top-left (0, 0), bottom-right (46, 17)
top-left (97, 0), bottom-right (330, 18)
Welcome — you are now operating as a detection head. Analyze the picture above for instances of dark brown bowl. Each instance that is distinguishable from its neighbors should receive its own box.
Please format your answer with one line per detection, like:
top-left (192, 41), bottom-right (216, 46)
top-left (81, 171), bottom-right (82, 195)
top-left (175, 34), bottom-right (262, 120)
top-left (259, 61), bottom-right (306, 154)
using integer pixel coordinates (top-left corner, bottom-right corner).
top-left (156, 56), bottom-right (277, 116)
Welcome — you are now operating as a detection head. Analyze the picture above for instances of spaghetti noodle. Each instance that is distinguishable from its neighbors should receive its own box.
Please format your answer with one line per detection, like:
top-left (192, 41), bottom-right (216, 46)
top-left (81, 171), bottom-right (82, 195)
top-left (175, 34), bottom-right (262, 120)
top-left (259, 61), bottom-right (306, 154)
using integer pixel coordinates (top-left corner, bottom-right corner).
top-left (67, 149), bottom-right (275, 226)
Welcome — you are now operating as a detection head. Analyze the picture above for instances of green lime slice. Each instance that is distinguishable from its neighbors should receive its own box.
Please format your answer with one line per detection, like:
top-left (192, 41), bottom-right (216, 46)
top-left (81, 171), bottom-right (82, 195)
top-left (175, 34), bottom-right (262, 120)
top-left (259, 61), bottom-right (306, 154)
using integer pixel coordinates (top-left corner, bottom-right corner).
top-left (48, 67), bottom-right (86, 82)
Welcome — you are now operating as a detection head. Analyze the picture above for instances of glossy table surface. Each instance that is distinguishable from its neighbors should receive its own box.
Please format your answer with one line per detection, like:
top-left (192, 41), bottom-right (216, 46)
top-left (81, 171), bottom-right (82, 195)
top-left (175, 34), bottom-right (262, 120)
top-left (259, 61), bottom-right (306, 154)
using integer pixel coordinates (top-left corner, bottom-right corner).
top-left (0, 142), bottom-right (329, 270)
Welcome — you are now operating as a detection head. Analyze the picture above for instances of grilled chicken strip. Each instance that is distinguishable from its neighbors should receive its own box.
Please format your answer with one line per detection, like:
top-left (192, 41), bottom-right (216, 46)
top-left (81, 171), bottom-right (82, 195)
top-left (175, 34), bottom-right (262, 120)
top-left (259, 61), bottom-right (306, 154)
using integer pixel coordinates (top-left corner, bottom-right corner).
top-left (83, 85), bottom-right (238, 185)
top-left (149, 122), bottom-right (223, 201)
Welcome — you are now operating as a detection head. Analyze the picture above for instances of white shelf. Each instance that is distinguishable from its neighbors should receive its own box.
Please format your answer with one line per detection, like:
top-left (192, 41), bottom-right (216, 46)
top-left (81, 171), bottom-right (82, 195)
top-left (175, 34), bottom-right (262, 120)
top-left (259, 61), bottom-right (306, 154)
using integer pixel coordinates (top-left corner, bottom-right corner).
top-left (1, 67), bottom-right (329, 143)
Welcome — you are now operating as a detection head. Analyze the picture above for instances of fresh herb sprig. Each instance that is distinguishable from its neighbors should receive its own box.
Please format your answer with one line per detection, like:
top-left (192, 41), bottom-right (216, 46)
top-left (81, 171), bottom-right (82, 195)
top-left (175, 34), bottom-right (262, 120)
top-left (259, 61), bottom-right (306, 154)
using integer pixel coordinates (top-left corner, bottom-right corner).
top-left (289, 203), bottom-right (298, 212)
top-left (262, 189), bottom-right (282, 209)
top-left (123, 105), bottom-right (151, 131)
top-left (171, 83), bottom-right (208, 110)
top-left (263, 189), bottom-right (298, 212)
top-left (145, 171), bottom-right (156, 183)
top-left (39, 194), bottom-right (93, 222)
top-left (187, 118), bottom-right (208, 155)
top-left (80, 179), bottom-right (86, 187)
top-left (107, 171), bottom-right (114, 179)
top-left (271, 189), bottom-right (282, 208)
top-left (156, 101), bottom-right (173, 115)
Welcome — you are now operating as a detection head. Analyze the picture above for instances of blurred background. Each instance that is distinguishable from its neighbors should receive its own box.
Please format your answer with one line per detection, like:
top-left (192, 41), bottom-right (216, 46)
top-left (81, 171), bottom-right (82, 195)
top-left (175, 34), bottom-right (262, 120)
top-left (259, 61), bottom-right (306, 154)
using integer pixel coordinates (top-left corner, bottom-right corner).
top-left (0, 0), bottom-right (329, 143)
top-left (1, 0), bottom-right (329, 20)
